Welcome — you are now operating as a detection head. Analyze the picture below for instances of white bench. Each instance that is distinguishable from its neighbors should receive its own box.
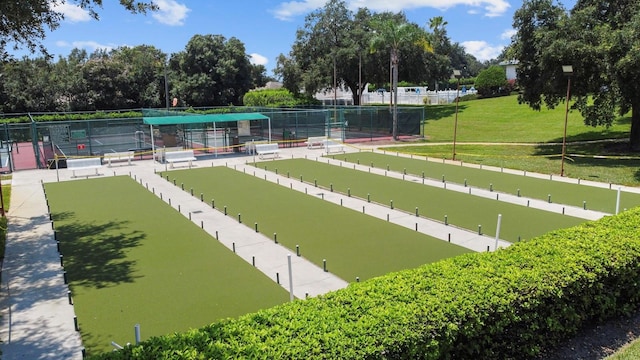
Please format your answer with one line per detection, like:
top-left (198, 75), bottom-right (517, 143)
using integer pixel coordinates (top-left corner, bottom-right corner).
top-left (165, 150), bottom-right (197, 168)
top-left (67, 157), bottom-right (102, 178)
top-left (245, 142), bottom-right (256, 155)
top-left (324, 140), bottom-right (345, 154)
top-left (255, 143), bottom-right (280, 159)
top-left (154, 147), bottom-right (183, 163)
top-left (305, 136), bottom-right (327, 149)
top-left (103, 151), bottom-right (134, 167)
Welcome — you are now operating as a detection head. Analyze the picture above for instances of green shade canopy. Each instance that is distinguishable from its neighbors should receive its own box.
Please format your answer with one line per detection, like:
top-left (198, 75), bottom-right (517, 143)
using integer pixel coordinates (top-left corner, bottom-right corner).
top-left (143, 112), bottom-right (269, 126)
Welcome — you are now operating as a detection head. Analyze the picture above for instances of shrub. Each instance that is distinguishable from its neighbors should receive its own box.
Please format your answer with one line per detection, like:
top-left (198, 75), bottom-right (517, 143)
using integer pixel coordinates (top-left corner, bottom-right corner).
top-left (242, 89), bottom-right (300, 107)
top-left (476, 66), bottom-right (509, 97)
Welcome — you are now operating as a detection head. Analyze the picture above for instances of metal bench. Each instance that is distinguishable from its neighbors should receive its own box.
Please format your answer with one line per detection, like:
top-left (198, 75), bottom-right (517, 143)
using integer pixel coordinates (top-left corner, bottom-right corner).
top-left (305, 136), bottom-right (327, 149)
top-left (255, 143), bottom-right (280, 159)
top-left (67, 157), bottom-right (102, 178)
top-left (103, 151), bottom-right (134, 167)
top-left (324, 140), bottom-right (345, 154)
top-left (165, 150), bottom-right (197, 168)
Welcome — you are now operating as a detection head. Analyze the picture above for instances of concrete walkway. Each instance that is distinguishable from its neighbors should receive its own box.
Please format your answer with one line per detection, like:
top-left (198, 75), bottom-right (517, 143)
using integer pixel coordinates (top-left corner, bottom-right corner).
top-left (0, 170), bottom-right (83, 359)
top-left (0, 144), bottom-right (623, 358)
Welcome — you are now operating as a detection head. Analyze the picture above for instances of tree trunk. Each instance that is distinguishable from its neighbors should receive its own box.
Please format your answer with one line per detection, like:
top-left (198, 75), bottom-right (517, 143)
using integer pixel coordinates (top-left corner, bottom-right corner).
top-left (349, 83), bottom-right (362, 105)
top-left (630, 101), bottom-right (640, 151)
top-left (391, 50), bottom-right (399, 141)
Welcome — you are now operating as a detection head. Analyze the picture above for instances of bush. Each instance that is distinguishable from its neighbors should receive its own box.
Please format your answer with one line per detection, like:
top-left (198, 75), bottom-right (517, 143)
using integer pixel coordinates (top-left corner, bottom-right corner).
top-left (90, 207), bottom-right (640, 359)
top-left (476, 66), bottom-right (509, 98)
top-left (242, 89), bottom-right (300, 107)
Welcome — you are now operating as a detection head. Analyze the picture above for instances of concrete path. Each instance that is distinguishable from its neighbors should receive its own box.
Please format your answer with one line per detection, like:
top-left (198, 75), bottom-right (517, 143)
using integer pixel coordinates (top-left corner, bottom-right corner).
top-left (0, 170), bottom-right (83, 360)
top-left (0, 143), bottom-right (625, 359)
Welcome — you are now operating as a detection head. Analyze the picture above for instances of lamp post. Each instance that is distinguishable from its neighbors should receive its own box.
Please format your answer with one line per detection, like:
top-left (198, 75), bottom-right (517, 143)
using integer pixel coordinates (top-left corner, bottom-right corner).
top-left (561, 65), bottom-right (573, 177)
top-left (452, 69), bottom-right (462, 161)
top-left (358, 52), bottom-right (362, 106)
top-left (164, 64), bottom-right (170, 112)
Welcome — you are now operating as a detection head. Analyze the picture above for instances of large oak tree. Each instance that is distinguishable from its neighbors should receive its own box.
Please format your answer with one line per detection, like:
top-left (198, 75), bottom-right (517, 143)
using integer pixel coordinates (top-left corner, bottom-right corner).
top-left (512, 0), bottom-right (640, 150)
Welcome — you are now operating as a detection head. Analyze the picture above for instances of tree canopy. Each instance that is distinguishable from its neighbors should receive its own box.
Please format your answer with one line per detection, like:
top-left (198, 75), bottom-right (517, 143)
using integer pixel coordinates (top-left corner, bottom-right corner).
top-left (275, 0), bottom-right (476, 108)
top-left (475, 65), bottom-right (507, 97)
top-left (512, 0), bottom-right (640, 150)
top-left (0, 0), bottom-right (156, 59)
top-left (0, 35), bottom-right (266, 112)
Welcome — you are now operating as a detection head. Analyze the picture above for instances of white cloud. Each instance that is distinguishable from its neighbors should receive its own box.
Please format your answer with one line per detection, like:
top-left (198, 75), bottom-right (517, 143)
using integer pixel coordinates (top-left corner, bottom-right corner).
top-left (501, 29), bottom-right (516, 40)
top-left (250, 53), bottom-right (269, 66)
top-left (461, 40), bottom-right (504, 62)
top-left (273, 0), bottom-right (510, 20)
top-left (272, 0), bottom-right (326, 21)
top-left (50, 2), bottom-right (91, 23)
top-left (56, 40), bottom-right (117, 53)
top-left (152, 0), bottom-right (190, 26)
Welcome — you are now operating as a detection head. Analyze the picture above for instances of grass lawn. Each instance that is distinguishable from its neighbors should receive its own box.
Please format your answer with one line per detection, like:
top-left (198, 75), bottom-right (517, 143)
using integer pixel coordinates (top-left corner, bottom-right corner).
top-left (388, 143), bottom-right (640, 186)
top-left (162, 166), bottom-right (469, 282)
top-left (253, 159), bottom-right (586, 242)
top-left (422, 95), bottom-right (630, 143)
top-left (607, 341), bottom-right (640, 360)
top-left (327, 152), bottom-right (640, 213)
top-left (45, 176), bottom-right (289, 356)
top-left (393, 95), bottom-right (640, 186)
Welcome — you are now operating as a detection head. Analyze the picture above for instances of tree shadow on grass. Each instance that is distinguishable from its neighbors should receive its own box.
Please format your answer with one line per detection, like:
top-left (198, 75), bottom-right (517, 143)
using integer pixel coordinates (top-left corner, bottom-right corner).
top-left (53, 211), bottom-right (145, 289)
top-left (531, 140), bottom-right (640, 181)
top-left (423, 104), bottom-right (467, 124)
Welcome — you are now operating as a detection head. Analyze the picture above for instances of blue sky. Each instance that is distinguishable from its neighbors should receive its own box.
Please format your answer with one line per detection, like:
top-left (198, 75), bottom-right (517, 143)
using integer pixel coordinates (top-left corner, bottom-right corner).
top-left (17, 0), bottom-right (576, 77)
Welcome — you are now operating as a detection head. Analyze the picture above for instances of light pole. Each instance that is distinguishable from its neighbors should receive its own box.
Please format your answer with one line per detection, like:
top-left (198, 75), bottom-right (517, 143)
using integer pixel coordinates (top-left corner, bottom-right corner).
top-left (561, 65), bottom-right (573, 177)
top-left (164, 64), bottom-right (170, 112)
top-left (358, 52), bottom-right (362, 106)
top-left (452, 69), bottom-right (462, 161)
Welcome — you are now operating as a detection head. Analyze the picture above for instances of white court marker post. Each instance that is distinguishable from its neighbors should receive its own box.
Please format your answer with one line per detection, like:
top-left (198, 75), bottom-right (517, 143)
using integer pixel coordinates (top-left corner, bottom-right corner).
top-left (616, 187), bottom-right (621, 215)
top-left (134, 324), bottom-right (141, 345)
top-left (495, 214), bottom-right (502, 251)
top-left (288, 254), bottom-right (294, 302)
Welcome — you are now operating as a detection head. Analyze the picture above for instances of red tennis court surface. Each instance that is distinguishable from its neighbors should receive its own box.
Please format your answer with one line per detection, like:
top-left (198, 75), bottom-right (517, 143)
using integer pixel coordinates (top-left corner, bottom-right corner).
top-left (3, 142), bottom-right (40, 172)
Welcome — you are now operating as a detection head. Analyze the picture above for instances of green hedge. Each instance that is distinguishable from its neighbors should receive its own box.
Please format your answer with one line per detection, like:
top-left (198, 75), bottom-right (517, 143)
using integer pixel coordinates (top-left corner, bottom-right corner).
top-left (0, 111), bottom-right (143, 123)
top-left (91, 208), bottom-right (640, 359)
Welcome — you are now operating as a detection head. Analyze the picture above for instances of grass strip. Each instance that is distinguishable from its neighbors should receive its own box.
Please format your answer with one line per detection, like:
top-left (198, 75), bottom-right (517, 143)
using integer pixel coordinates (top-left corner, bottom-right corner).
top-left (162, 166), bottom-right (469, 282)
top-left (46, 176), bottom-right (289, 356)
top-left (256, 159), bottom-right (586, 242)
top-left (328, 151), bottom-right (640, 213)
top-left (388, 143), bottom-right (640, 186)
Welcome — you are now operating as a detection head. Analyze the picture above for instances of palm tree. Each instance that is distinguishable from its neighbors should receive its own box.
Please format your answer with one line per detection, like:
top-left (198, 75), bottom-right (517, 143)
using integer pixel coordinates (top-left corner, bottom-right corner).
top-left (370, 19), bottom-right (430, 140)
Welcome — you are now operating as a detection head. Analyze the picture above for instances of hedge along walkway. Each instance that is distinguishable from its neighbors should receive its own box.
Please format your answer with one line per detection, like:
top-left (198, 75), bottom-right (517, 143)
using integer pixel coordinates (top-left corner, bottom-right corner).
top-left (257, 159), bottom-right (588, 243)
top-left (162, 166), bottom-right (470, 283)
top-left (331, 150), bottom-right (640, 214)
top-left (45, 176), bottom-right (291, 356)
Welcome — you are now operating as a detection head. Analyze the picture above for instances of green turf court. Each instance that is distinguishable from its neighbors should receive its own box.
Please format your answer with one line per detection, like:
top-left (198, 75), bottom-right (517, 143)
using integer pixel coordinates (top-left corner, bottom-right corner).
top-left (45, 176), bottom-right (290, 356)
top-left (253, 159), bottom-right (587, 242)
top-left (162, 166), bottom-right (470, 281)
top-left (328, 152), bottom-right (640, 213)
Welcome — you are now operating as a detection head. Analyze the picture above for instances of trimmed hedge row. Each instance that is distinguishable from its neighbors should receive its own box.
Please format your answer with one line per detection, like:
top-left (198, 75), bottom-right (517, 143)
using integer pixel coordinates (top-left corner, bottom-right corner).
top-left (91, 208), bottom-right (640, 359)
top-left (0, 111), bottom-right (144, 123)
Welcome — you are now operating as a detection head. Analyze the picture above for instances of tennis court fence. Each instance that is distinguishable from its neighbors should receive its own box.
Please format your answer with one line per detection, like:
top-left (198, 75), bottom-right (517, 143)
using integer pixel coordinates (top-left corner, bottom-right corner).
top-left (0, 106), bottom-right (424, 171)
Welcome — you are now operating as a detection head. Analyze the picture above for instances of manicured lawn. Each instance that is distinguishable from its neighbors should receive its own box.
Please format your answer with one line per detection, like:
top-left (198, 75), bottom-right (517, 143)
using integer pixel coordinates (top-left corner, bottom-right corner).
top-left (46, 176), bottom-right (289, 356)
top-left (422, 95), bottom-right (630, 143)
top-left (162, 166), bottom-right (470, 282)
top-left (389, 143), bottom-right (640, 186)
top-left (328, 152), bottom-right (640, 213)
top-left (607, 340), bottom-right (640, 360)
top-left (253, 159), bottom-right (586, 242)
